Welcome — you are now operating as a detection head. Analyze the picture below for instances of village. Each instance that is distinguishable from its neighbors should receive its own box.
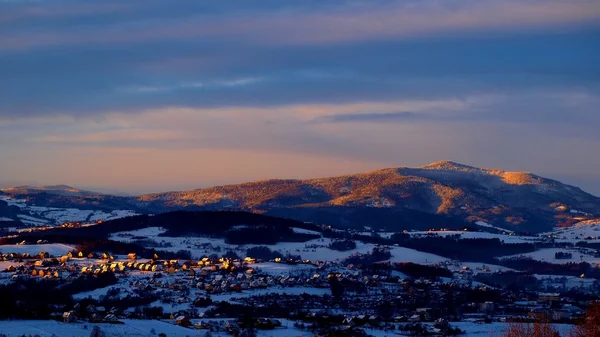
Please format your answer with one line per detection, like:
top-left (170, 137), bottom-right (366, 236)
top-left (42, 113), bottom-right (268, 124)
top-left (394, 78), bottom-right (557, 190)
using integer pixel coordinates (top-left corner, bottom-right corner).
top-left (0, 239), bottom-right (595, 337)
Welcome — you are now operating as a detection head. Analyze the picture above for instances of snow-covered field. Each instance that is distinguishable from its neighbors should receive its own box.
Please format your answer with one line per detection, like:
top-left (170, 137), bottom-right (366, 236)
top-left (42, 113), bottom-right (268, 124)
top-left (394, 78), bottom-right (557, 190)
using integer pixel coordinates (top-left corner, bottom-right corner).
top-left (446, 262), bottom-right (514, 274)
top-left (408, 230), bottom-right (536, 243)
top-left (501, 248), bottom-right (600, 265)
top-left (17, 214), bottom-right (49, 225)
top-left (0, 320), bottom-right (575, 337)
top-left (0, 319), bottom-right (200, 337)
top-left (110, 229), bottom-right (449, 265)
top-left (475, 221), bottom-right (515, 234)
top-left (290, 227), bottom-right (322, 235)
top-left (543, 222), bottom-right (600, 242)
top-left (209, 286), bottom-right (332, 303)
top-left (111, 226), bottom-right (167, 238)
top-left (0, 243), bottom-right (75, 256)
top-left (388, 246), bottom-right (447, 264)
top-left (0, 196), bottom-right (137, 226)
top-left (448, 322), bottom-right (573, 337)
top-left (246, 262), bottom-right (317, 276)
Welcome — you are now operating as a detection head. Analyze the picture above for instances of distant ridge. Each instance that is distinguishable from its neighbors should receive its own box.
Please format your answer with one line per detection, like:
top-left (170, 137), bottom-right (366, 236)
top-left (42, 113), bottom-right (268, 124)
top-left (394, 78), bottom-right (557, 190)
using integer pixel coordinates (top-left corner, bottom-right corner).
top-left (0, 185), bottom-right (101, 197)
top-left (3, 161), bottom-right (600, 233)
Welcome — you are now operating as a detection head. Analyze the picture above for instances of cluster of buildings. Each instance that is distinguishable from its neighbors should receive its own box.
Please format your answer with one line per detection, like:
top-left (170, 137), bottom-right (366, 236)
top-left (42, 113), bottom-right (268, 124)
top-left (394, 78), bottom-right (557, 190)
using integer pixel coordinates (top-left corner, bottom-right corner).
top-left (0, 243), bottom-right (594, 336)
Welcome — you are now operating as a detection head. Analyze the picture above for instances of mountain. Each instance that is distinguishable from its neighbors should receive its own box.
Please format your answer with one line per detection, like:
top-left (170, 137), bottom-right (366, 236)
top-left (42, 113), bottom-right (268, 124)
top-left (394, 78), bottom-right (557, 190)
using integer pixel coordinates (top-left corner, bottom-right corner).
top-left (0, 185), bottom-right (101, 197)
top-left (3, 161), bottom-right (600, 232)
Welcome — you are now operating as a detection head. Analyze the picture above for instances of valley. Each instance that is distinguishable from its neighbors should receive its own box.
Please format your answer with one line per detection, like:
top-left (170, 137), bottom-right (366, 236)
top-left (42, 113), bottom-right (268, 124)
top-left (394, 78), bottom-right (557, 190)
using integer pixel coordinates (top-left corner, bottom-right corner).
top-left (0, 163), bottom-right (599, 336)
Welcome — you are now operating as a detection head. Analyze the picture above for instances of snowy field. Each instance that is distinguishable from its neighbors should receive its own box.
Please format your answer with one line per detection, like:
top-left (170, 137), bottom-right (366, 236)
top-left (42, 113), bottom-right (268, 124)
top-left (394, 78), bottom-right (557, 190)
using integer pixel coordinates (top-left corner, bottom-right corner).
top-left (209, 286), bottom-right (332, 303)
top-left (501, 248), bottom-right (600, 265)
top-left (246, 262), bottom-right (317, 276)
top-left (110, 229), bottom-right (449, 265)
top-left (17, 214), bottom-right (49, 225)
top-left (543, 222), bottom-right (600, 242)
top-left (0, 243), bottom-right (75, 256)
top-left (0, 320), bottom-right (575, 337)
top-left (445, 262), bottom-right (514, 274)
top-left (0, 319), bottom-right (201, 337)
top-left (408, 230), bottom-right (537, 243)
top-left (0, 196), bottom-right (137, 226)
top-left (475, 221), bottom-right (515, 234)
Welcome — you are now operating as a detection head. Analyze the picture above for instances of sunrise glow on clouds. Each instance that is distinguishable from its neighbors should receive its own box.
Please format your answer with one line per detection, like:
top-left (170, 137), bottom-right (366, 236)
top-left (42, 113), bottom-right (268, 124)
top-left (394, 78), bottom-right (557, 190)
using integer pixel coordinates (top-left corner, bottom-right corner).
top-left (0, 0), bottom-right (599, 194)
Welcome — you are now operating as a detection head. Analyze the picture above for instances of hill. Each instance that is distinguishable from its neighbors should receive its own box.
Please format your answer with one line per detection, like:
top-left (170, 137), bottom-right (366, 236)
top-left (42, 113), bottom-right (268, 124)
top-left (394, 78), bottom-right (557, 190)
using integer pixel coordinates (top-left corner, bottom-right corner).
top-left (2, 161), bottom-right (599, 232)
top-left (0, 185), bottom-right (101, 197)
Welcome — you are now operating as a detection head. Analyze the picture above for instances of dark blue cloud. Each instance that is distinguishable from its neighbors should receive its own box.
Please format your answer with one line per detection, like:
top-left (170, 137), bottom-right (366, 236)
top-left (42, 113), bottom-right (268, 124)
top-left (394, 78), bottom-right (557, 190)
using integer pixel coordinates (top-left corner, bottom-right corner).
top-left (1, 27), bottom-right (599, 118)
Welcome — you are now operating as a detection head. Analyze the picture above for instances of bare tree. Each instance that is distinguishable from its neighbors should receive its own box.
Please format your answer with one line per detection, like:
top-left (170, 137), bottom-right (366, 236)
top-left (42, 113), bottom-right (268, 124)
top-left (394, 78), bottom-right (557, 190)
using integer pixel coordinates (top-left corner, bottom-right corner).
top-left (502, 315), bottom-right (559, 337)
top-left (570, 302), bottom-right (600, 337)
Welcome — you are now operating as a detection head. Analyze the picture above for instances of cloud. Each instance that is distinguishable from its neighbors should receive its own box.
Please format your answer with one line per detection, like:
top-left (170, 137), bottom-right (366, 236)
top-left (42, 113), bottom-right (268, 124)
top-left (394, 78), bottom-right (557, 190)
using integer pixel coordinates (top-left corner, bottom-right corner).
top-left (119, 76), bottom-right (265, 94)
top-left (1, 0), bottom-right (600, 51)
top-left (313, 111), bottom-right (423, 123)
top-left (1, 17), bottom-right (598, 119)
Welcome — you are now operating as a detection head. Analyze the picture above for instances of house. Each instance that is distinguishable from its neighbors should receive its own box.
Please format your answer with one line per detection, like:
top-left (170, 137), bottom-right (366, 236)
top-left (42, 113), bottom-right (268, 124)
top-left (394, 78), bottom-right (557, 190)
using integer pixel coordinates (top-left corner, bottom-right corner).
top-left (408, 314), bottom-right (421, 322)
top-left (128, 253), bottom-right (137, 260)
top-left (538, 293), bottom-right (560, 303)
top-left (256, 318), bottom-right (276, 329)
top-left (175, 316), bottom-right (191, 327)
top-left (478, 301), bottom-right (495, 313)
top-left (63, 311), bottom-right (76, 323)
top-left (104, 314), bottom-right (119, 322)
top-left (87, 304), bottom-right (97, 314)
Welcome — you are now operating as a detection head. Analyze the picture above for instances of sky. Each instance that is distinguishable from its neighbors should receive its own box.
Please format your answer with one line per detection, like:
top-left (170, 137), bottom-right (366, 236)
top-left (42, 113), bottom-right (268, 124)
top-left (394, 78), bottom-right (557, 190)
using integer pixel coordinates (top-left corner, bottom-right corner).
top-left (0, 0), bottom-right (599, 195)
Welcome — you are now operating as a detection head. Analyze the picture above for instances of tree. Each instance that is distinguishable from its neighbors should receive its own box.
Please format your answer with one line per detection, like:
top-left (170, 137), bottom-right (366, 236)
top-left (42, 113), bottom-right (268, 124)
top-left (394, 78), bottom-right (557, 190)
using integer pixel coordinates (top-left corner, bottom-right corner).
top-left (328, 274), bottom-right (344, 301)
top-left (503, 315), bottom-right (559, 337)
top-left (570, 301), bottom-right (600, 337)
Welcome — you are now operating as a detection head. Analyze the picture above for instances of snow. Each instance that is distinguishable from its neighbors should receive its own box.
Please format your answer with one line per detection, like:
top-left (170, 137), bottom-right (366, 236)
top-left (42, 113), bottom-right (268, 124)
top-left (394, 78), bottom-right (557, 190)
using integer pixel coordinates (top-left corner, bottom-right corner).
top-left (112, 227), bottom-right (167, 238)
top-left (543, 223), bottom-right (600, 242)
top-left (570, 209), bottom-right (591, 216)
top-left (0, 319), bottom-right (203, 337)
top-left (246, 262), bottom-right (317, 276)
top-left (111, 228), bottom-right (448, 265)
top-left (0, 320), bottom-right (577, 337)
top-left (448, 322), bottom-right (574, 337)
top-left (0, 217), bottom-right (14, 222)
top-left (0, 243), bottom-right (75, 256)
top-left (0, 196), bottom-right (27, 208)
top-left (475, 221), bottom-right (514, 234)
top-left (408, 230), bottom-right (533, 243)
top-left (501, 248), bottom-right (600, 265)
top-left (0, 195), bottom-right (137, 226)
top-left (291, 227), bottom-right (322, 236)
top-left (17, 214), bottom-right (49, 225)
top-left (210, 287), bottom-right (331, 303)
top-left (445, 262), bottom-right (514, 274)
top-left (388, 246), bottom-right (447, 264)
top-left (73, 277), bottom-right (135, 300)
